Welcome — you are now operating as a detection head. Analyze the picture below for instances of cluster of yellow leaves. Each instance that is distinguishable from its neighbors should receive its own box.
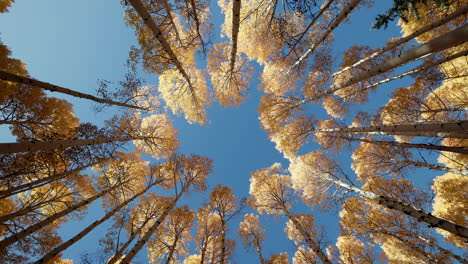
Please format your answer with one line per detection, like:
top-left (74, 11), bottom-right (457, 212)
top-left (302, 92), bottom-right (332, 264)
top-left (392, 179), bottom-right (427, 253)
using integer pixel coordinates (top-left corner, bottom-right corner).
top-left (432, 172), bottom-right (467, 248)
top-left (133, 113), bottom-right (180, 159)
top-left (158, 68), bottom-right (210, 124)
top-left (249, 163), bottom-right (293, 215)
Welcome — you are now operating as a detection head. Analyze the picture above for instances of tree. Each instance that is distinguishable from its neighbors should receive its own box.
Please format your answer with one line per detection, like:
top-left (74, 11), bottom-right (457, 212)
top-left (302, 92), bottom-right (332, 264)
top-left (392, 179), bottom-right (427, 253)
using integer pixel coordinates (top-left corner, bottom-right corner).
top-left (118, 154), bottom-right (212, 263)
top-left (289, 150), bottom-right (468, 239)
top-left (125, 0), bottom-right (211, 124)
top-left (0, 70), bottom-right (150, 110)
top-left (249, 164), bottom-right (332, 264)
top-left (0, 113), bottom-right (179, 155)
top-left (206, 184), bottom-right (243, 264)
top-left (238, 214), bottom-right (266, 264)
top-left (147, 206), bottom-right (195, 264)
top-left (34, 167), bottom-right (164, 263)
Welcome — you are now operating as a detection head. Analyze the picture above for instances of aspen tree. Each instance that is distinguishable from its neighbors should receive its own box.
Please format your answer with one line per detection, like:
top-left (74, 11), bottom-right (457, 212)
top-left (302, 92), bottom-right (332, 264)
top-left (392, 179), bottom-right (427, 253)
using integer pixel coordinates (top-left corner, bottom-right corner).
top-left (34, 173), bottom-right (164, 264)
top-left (0, 70), bottom-right (149, 110)
top-left (119, 154), bottom-right (212, 263)
top-left (238, 214), bottom-right (266, 264)
top-left (147, 206), bottom-right (195, 264)
top-left (432, 172), bottom-right (468, 248)
top-left (194, 208), bottom-right (222, 264)
top-left (0, 113), bottom-right (179, 155)
top-left (249, 164), bottom-right (332, 264)
top-left (289, 150), bottom-right (468, 239)
top-left (207, 184), bottom-right (243, 264)
top-left (106, 193), bottom-right (173, 264)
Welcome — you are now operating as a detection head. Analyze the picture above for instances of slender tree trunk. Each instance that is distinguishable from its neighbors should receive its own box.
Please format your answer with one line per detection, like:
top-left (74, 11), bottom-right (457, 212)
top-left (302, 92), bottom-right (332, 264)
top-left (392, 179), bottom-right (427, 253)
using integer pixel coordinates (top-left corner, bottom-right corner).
top-left (0, 183), bottom-right (120, 249)
top-left (311, 120), bottom-right (468, 139)
top-left (324, 177), bottom-right (468, 239)
top-left (188, 0), bottom-right (205, 49)
top-left (159, 0), bottom-right (183, 45)
top-left (380, 231), bottom-right (439, 264)
top-left (290, 0), bottom-right (362, 70)
top-left (399, 159), bottom-right (468, 176)
top-left (356, 49), bottom-right (468, 95)
top-left (417, 235), bottom-right (468, 264)
top-left (219, 220), bottom-right (227, 264)
top-left (0, 162), bottom-right (102, 200)
top-left (199, 240), bottom-right (208, 264)
top-left (307, 24), bottom-right (468, 101)
top-left (229, 0), bottom-right (241, 73)
top-left (0, 193), bottom-right (74, 223)
top-left (254, 238), bottom-right (265, 264)
top-left (164, 235), bottom-right (180, 264)
top-left (337, 136), bottom-right (468, 154)
top-left (283, 208), bottom-right (332, 264)
top-left (285, 0), bottom-right (335, 58)
top-left (106, 216), bottom-right (153, 264)
top-left (127, 0), bottom-right (199, 103)
top-left (0, 120), bottom-right (51, 126)
top-left (0, 70), bottom-right (145, 110)
top-left (34, 180), bottom-right (158, 264)
top-left (332, 3), bottom-right (468, 77)
top-left (119, 185), bottom-right (188, 264)
top-left (0, 135), bottom-right (150, 154)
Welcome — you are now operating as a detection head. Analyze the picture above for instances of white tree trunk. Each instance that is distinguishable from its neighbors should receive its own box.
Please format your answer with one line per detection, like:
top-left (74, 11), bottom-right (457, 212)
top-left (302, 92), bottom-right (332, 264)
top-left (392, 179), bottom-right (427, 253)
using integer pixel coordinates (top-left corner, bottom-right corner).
top-left (34, 180), bottom-right (157, 264)
top-left (325, 177), bottom-right (468, 239)
top-left (0, 136), bottom-right (148, 154)
top-left (283, 208), bottom-right (332, 264)
top-left (309, 24), bottom-right (468, 101)
top-left (0, 183), bottom-right (120, 249)
top-left (127, 0), bottom-right (199, 103)
top-left (337, 136), bottom-right (468, 155)
top-left (312, 120), bottom-right (468, 139)
top-left (229, 0), bottom-right (241, 72)
top-left (0, 70), bottom-right (145, 110)
top-left (290, 0), bottom-right (363, 70)
top-left (0, 161), bottom-right (102, 200)
top-left (332, 3), bottom-right (468, 77)
top-left (118, 185), bottom-right (188, 264)
top-left (358, 49), bottom-right (468, 93)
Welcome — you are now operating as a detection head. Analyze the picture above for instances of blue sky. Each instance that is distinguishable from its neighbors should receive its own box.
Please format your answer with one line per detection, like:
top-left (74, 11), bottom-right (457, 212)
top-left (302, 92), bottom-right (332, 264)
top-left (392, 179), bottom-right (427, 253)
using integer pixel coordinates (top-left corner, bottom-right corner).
top-left (0, 0), bottom-right (449, 263)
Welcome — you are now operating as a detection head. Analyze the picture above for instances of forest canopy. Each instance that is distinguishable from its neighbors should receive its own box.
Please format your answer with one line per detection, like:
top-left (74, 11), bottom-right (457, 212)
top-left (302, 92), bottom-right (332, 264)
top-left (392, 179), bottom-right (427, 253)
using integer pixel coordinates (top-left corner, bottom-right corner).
top-left (0, 0), bottom-right (467, 263)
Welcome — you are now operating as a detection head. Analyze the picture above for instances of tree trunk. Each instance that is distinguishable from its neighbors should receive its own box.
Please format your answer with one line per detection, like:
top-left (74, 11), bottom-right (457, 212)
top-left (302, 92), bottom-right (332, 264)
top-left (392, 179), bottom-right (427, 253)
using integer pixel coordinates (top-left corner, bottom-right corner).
top-left (254, 237), bottom-right (265, 264)
top-left (219, 220), bottom-right (227, 264)
top-left (312, 120), bottom-right (468, 139)
top-left (357, 49), bottom-right (468, 94)
top-left (229, 0), bottom-right (241, 73)
top-left (159, 0), bottom-right (183, 45)
top-left (0, 70), bottom-right (146, 110)
top-left (285, 0), bottom-right (335, 58)
top-left (0, 135), bottom-right (149, 154)
top-left (332, 3), bottom-right (468, 77)
top-left (0, 162), bottom-right (102, 200)
top-left (337, 136), bottom-right (468, 155)
top-left (127, 0), bottom-right (199, 104)
top-left (324, 177), bottom-right (468, 239)
top-left (118, 185), bottom-right (188, 264)
top-left (0, 120), bottom-right (51, 126)
top-left (106, 216), bottom-right (153, 264)
top-left (34, 180), bottom-right (158, 264)
top-left (0, 183), bottom-right (120, 249)
top-left (290, 0), bottom-right (362, 70)
top-left (164, 235), bottom-right (180, 264)
top-left (283, 208), bottom-right (332, 264)
top-left (400, 159), bottom-right (468, 176)
top-left (308, 24), bottom-right (468, 101)
top-left (0, 193), bottom-right (74, 223)
top-left (417, 235), bottom-right (468, 264)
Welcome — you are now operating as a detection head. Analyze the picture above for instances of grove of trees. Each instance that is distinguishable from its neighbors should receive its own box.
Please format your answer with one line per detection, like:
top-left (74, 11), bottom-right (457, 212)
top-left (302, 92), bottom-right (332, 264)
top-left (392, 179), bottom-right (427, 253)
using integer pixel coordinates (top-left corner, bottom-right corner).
top-left (0, 0), bottom-right (466, 263)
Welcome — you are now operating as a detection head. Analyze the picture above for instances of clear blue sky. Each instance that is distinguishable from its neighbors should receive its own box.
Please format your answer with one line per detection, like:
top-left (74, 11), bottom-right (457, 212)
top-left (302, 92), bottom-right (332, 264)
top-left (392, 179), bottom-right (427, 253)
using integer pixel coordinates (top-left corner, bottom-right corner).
top-left (0, 0), bottom-right (446, 263)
